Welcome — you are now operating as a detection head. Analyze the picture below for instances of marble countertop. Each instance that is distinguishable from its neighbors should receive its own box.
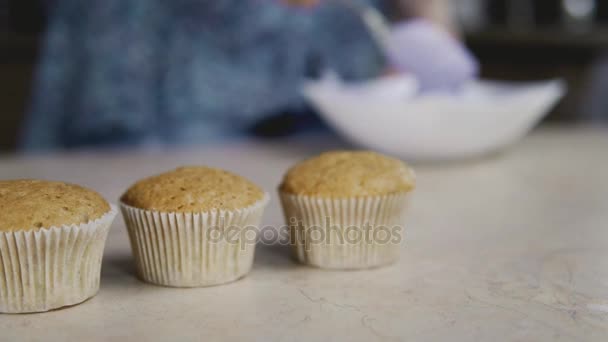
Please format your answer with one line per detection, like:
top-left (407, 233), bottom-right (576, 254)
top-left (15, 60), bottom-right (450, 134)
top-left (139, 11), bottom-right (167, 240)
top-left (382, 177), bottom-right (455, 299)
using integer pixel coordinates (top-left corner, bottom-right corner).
top-left (1, 126), bottom-right (607, 341)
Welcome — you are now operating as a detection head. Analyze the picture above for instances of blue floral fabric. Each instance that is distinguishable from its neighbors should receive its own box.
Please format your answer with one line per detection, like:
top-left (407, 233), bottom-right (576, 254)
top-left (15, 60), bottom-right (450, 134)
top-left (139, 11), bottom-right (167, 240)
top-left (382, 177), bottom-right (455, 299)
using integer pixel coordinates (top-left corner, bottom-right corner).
top-left (24, 0), bottom-right (385, 150)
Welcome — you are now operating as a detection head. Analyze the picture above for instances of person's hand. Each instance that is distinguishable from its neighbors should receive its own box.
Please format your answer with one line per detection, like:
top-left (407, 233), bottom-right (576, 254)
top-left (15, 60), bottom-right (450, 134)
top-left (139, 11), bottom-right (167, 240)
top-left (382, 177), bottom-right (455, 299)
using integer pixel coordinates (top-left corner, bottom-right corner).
top-left (282, 0), bottom-right (320, 7)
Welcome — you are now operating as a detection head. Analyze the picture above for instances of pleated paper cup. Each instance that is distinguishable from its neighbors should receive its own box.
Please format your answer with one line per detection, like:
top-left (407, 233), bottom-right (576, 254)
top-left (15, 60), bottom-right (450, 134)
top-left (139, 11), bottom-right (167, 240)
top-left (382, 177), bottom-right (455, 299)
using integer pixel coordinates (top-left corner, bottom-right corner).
top-left (120, 195), bottom-right (269, 288)
top-left (279, 192), bottom-right (410, 270)
top-left (0, 205), bottom-right (117, 314)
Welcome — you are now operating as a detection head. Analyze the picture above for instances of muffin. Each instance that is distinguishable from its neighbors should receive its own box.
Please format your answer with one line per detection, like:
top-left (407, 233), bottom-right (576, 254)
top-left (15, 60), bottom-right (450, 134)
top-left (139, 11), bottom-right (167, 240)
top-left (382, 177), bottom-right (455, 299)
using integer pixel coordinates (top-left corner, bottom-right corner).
top-left (120, 166), bottom-right (269, 287)
top-left (0, 180), bottom-right (117, 313)
top-left (279, 151), bottom-right (415, 269)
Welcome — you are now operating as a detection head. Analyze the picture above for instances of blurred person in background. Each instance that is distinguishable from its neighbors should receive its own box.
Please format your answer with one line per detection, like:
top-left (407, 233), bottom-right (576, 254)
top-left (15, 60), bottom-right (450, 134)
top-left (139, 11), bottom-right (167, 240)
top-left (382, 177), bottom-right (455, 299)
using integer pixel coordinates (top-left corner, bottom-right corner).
top-left (22, 0), bottom-right (477, 151)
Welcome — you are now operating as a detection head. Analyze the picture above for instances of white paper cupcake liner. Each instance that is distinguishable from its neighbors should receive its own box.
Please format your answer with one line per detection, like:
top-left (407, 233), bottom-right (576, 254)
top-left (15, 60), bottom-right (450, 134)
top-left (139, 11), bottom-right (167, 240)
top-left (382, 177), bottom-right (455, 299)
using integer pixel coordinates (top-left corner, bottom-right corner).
top-left (279, 192), bottom-right (410, 269)
top-left (120, 194), bottom-right (269, 287)
top-left (0, 205), bottom-right (117, 313)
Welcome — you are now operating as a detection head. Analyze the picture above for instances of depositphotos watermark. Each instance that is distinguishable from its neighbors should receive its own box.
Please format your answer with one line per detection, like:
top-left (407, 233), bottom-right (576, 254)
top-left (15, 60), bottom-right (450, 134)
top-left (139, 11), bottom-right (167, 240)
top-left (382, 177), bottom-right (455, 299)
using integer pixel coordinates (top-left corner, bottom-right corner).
top-left (203, 217), bottom-right (403, 250)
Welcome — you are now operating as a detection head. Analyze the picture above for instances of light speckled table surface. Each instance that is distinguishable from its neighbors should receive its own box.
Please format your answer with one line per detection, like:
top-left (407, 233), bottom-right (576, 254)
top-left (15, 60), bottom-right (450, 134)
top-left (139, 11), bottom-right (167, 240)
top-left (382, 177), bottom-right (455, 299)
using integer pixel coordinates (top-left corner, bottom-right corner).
top-left (1, 126), bottom-right (608, 341)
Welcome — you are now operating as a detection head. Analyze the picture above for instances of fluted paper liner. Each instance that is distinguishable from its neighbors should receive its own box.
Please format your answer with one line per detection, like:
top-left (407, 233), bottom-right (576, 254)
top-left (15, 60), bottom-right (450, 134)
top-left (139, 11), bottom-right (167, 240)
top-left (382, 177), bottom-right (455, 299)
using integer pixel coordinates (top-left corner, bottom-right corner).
top-left (0, 205), bottom-right (117, 313)
top-left (120, 195), bottom-right (269, 287)
top-left (280, 192), bottom-right (410, 269)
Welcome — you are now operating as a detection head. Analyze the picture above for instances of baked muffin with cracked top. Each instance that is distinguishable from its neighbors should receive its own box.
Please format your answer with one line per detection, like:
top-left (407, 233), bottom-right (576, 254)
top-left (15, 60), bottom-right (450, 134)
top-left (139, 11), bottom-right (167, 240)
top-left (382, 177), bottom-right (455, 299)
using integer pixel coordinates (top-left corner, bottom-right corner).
top-left (279, 151), bottom-right (415, 269)
top-left (0, 179), bottom-right (117, 313)
top-left (120, 166), bottom-right (269, 287)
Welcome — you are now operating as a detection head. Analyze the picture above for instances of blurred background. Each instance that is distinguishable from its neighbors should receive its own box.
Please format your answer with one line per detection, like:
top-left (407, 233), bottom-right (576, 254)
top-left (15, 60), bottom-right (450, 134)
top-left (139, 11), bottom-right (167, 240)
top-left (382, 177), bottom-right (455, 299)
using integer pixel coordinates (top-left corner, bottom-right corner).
top-left (1, 0), bottom-right (607, 153)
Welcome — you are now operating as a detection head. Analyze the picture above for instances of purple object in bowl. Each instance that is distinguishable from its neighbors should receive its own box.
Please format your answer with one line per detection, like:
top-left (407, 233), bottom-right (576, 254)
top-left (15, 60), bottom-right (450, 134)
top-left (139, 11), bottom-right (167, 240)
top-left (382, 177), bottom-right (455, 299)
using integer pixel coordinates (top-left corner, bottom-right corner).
top-left (386, 19), bottom-right (479, 92)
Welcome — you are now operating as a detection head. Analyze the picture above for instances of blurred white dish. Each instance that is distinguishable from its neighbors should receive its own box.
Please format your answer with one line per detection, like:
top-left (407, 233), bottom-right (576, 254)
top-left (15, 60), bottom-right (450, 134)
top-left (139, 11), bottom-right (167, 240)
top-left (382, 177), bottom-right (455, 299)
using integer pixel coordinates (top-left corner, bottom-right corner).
top-left (303, 74), bottom-right (566, 161)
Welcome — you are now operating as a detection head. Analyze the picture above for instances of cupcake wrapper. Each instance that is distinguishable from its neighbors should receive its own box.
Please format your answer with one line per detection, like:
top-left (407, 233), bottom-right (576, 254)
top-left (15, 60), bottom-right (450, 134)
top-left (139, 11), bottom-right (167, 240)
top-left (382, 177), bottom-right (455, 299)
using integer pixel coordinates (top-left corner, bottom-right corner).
top-left (279, 192), bottom-right (410, 269)
top-left (120, 195), bottom-right (269, 287)
top-left (0, 206), bottom-right (117, 313)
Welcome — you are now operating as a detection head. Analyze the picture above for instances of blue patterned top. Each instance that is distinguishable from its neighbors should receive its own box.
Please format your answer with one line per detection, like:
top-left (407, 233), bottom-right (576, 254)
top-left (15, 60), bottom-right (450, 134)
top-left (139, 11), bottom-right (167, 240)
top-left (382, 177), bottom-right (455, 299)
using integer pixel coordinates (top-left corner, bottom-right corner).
top-left (24, 0), bottom-right (385, 150)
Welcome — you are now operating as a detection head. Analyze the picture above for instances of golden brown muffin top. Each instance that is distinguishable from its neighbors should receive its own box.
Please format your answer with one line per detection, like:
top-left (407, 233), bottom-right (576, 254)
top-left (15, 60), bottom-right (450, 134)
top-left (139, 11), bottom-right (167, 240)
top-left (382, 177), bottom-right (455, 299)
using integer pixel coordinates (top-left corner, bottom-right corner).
top-left (121, 166), bottom-right (265, 212)
top-left (0, 179), bottom-right (111, 232)
top-left (280, 151), bottom-right (415, 197)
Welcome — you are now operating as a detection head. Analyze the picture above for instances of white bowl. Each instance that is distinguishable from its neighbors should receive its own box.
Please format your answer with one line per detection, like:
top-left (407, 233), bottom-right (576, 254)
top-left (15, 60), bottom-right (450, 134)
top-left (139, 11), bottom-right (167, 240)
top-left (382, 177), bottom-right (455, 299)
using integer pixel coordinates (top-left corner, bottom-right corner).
top-left (303, 75), bottom-right (566, 161)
